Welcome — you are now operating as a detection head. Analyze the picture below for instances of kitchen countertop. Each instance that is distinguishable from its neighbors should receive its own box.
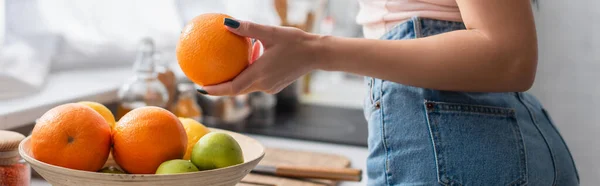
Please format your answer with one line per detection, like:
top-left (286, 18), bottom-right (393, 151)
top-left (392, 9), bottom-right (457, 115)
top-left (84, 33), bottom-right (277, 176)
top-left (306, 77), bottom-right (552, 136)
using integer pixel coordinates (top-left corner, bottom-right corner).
top-left (222, 103), bottom-right (368, 147)
top-left (30, 133), bottom-right (369, 186)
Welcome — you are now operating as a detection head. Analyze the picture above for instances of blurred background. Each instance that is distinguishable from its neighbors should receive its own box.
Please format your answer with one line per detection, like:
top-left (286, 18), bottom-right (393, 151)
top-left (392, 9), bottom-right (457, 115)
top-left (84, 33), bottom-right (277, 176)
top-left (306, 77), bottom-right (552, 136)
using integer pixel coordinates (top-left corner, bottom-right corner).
top-left (0, 0), bottom-right (598, 185)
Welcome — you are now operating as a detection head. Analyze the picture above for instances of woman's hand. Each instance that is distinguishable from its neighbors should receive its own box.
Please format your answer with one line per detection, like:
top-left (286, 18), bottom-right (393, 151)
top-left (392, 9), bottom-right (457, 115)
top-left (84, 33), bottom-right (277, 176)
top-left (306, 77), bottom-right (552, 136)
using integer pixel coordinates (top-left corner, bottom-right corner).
top-left (199, 18), bottom-right (322, 96)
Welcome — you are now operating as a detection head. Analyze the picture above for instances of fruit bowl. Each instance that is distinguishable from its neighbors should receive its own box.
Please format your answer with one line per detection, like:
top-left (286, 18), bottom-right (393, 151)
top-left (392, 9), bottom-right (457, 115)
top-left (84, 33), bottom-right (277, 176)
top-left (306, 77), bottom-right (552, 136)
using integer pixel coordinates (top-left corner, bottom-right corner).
top-left (19, 128), bottom-right (265, 186)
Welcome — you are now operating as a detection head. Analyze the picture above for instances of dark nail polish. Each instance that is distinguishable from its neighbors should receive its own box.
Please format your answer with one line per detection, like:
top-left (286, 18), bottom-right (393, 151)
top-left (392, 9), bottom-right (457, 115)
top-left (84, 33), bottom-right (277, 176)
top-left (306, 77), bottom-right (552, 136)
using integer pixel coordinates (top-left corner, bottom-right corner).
top-left (196, 89), bottom-right (208, 95)
top-left (224, 18), bottom-right (240, 29)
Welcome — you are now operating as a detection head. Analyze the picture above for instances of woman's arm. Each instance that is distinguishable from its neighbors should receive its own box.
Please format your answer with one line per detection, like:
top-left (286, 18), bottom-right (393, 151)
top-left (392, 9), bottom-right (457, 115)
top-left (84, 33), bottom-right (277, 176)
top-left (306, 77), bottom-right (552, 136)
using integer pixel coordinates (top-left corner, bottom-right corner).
top-left (320, 0), bottom-right (537, 92)
top-left (201, 0), bottom-right (537, 95)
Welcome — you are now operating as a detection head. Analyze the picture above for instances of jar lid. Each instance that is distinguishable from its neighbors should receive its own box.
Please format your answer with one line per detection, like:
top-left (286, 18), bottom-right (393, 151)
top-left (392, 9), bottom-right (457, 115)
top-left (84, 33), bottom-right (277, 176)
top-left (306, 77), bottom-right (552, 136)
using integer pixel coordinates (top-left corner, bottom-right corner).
top-left (0, 130), bottom-right (25, 153)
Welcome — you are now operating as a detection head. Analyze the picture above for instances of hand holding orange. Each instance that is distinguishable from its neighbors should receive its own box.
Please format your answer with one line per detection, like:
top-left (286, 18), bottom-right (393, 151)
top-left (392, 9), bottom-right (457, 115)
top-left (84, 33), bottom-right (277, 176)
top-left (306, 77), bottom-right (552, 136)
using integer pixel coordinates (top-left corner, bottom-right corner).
top-left (176, 13), bottom-right (251, 86)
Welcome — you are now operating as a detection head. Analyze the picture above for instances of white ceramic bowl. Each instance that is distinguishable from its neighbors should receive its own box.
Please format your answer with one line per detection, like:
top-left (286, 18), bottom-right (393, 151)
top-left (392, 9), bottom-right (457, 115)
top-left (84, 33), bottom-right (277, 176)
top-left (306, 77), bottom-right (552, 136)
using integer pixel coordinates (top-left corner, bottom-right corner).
top-left (19, 128), bottom-right (265, 186)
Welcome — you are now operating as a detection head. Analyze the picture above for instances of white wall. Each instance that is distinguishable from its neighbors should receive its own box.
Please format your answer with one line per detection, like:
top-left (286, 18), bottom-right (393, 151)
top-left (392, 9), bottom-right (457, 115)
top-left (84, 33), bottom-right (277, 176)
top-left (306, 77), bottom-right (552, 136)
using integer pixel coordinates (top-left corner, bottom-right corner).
top-left (529, 1), bottom-right (600, 185)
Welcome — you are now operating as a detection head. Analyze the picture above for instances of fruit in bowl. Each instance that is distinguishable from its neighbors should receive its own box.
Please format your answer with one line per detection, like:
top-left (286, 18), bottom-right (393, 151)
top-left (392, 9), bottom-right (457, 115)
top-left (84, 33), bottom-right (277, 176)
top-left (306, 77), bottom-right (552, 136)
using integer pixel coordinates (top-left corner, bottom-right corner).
top-left (155, 159), bottom-right (199, 175)
top-left (180, 117), bottom-right (211, 160)
top-left (191, 132), bottom-right (244, 170)
top-left (19, 102), bottom-right (264, 186)
top-left (78, 101), bottom-right (116, 131)
top-left (30, 103), bottom-right (112, 172)
top-left (112, 106), bottom-right (187, 174)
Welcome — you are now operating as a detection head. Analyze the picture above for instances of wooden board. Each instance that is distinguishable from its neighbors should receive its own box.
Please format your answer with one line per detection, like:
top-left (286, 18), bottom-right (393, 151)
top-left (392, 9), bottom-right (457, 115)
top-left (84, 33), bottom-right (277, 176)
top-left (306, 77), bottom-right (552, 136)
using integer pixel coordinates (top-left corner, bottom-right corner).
top-left (238, 148), bottom-right (351, 186)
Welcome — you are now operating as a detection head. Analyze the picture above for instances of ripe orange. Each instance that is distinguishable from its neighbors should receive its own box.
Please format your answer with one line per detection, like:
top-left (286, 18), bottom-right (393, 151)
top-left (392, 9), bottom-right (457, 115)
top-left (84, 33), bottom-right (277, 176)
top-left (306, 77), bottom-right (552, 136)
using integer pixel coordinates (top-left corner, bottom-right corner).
top-left (112, 106), bottom-right (187, 174)
top-left (176, 13), bottom-right (251, 86)
top-left (30, 103), bottom-right (111, 172)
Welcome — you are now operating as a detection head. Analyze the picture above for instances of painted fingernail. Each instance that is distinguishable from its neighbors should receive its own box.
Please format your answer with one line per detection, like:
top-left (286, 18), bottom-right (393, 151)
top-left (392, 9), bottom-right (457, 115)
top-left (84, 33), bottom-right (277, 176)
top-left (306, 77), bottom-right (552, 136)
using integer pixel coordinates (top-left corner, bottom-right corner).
top-left (224, 18), bottom-right (240, 29)
top-left (196, 89), bottom-right (208, 95)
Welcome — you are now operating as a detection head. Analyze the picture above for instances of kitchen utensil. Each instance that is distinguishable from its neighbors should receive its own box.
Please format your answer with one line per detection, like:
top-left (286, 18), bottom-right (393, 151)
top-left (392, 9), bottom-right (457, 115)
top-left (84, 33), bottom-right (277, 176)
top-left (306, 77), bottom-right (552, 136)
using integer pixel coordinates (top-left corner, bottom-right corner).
top-left (252, 165), bottom-right (361, 181)
top-left (19, 128), bottom-right (265, 186)
top-left (241, 148), bottom-right (356, 186)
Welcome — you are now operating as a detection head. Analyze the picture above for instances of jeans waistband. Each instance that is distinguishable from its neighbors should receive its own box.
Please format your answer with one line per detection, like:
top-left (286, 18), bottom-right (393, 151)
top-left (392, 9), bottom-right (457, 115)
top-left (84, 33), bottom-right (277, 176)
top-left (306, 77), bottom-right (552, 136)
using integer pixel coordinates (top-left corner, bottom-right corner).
top-left (380, 16), bottom-right (467, 40)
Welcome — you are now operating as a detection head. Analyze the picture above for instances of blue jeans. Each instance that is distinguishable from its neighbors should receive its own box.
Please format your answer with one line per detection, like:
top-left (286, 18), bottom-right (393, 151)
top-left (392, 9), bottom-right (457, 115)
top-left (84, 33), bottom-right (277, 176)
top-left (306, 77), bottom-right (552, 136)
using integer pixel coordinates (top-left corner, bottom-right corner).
top-left (364, 17), bottom-right (579, 186)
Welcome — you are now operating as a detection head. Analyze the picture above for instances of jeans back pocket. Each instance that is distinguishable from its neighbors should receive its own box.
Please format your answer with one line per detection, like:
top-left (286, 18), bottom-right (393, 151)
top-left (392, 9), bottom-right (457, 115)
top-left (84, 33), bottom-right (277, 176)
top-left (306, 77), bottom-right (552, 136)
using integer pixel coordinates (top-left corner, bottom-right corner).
top-left (425, 101), bottom-right (527, 186)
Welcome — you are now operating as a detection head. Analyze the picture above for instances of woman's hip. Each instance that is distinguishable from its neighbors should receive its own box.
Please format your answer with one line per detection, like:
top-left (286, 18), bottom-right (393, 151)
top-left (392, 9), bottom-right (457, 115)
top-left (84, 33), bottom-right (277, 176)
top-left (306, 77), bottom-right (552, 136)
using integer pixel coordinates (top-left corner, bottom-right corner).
top-left (364, 84), bottom-right (579, 185)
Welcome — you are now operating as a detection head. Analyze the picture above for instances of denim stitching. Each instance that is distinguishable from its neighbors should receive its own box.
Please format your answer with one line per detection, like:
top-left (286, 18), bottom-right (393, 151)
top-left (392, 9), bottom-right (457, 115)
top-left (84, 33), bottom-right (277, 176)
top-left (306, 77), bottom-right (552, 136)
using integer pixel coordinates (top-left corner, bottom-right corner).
top-left (517, 92), bottom-right (555, 185)
top-left (369, 78), bottom-right (375, 104)
top-left (413, 16), bottom-right (423, 38)
top-left (424, 101), bottom-right (448, 186)
top-left (543, 108), bottom-right (580, 184)
top-left (377, 79), bottom-right (390, 186)
top-left (426, 101), bottom-right (516, 116)
top-left (426, 100), bottom-right (527, 185)
top-left (507, 115), bottom-right (528, 186)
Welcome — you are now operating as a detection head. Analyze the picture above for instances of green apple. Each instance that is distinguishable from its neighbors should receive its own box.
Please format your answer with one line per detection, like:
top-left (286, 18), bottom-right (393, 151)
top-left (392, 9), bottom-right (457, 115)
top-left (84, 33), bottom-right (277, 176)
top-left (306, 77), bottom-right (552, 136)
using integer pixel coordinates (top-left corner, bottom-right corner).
top-left (99, 166), bottom-right (126, 174)
top-left (190, 132), bottom-right (244, 170)
top-left (155, 159), bottom-right (199, 174)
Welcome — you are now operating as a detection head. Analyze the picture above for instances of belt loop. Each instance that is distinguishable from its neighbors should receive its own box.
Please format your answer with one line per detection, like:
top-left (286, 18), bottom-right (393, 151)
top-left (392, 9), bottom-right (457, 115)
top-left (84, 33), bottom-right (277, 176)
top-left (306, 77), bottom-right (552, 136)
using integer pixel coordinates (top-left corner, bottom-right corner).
top-left (412, 16), bottom-right (423, 38)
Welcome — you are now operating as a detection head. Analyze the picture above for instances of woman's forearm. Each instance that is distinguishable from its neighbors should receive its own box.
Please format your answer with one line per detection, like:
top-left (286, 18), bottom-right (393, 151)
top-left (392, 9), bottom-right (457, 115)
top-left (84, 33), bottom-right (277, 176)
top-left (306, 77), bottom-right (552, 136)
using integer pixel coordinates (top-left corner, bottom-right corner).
top-left (315, 29), bottom-right (537, 92)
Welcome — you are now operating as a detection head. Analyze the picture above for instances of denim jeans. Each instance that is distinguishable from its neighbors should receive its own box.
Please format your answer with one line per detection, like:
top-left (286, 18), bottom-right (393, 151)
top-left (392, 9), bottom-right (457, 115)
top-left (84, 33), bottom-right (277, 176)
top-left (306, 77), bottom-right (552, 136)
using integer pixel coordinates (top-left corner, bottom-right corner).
top-left (364, 17), bottom-right (579, 186)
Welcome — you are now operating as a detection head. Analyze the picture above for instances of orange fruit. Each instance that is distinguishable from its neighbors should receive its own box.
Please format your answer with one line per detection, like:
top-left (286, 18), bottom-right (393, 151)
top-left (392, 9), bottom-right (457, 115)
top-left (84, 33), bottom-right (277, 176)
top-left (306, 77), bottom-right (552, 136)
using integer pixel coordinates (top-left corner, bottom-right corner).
top-left (30, 103), bottom-right (111, 172)
top-left (176, 13), bottom-right (251, 86)
top-left (112, 106), bottom-right (187, 174)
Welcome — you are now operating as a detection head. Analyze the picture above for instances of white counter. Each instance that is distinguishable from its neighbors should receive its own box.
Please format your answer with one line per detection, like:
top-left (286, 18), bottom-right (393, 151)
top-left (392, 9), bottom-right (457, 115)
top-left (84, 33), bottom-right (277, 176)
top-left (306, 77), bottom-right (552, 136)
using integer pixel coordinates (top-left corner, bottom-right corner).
top-left (0, 67), bottom-right (130, 130)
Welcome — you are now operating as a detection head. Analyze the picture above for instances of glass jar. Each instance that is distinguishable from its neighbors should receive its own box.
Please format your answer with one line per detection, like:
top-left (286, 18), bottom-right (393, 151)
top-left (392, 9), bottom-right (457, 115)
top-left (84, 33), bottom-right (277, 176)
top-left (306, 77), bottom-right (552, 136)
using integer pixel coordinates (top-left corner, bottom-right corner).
top-left (170, 83), bottom-right (203, 121)
top-left (154, 52), bottom-right (178, 110)
top-left (116, 38), bottom-right (169, 119)
top-left (0, 130), bottom-right (30, 186)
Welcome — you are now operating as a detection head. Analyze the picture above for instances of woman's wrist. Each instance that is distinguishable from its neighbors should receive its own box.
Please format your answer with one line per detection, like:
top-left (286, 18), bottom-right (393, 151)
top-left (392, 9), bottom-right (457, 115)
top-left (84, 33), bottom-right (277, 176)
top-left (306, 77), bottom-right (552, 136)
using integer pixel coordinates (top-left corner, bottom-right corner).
top-left (305, 33), bottom-right (334, 71)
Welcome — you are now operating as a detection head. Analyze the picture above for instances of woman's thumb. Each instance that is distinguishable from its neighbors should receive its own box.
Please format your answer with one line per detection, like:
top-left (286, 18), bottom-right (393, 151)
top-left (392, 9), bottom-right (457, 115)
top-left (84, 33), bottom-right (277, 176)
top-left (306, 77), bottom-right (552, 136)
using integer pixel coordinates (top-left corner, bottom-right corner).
top-left (224, 18), bottom-right (274, 43)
